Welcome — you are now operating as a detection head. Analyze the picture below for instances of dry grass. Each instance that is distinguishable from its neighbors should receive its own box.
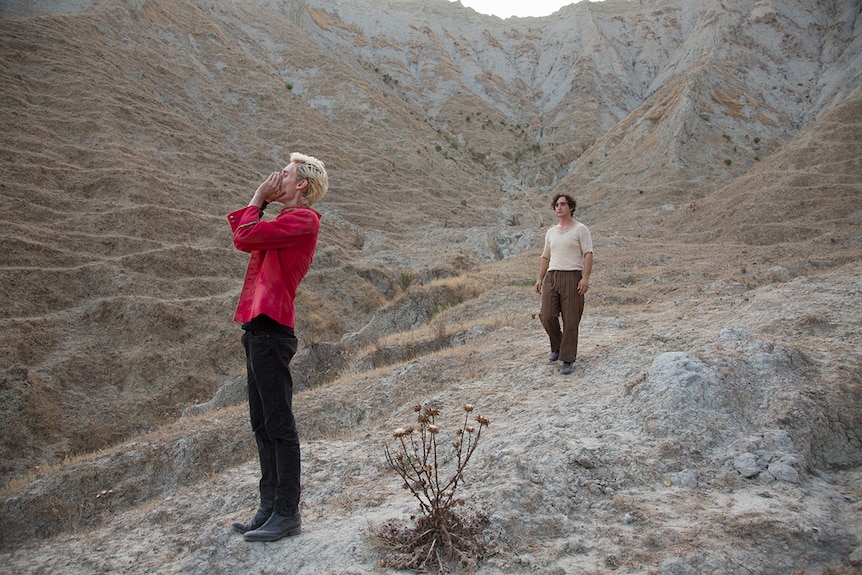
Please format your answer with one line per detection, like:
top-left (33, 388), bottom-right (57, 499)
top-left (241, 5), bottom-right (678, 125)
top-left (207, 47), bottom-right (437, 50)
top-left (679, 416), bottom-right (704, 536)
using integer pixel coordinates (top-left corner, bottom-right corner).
top-left (0, 3), bottom-right (861, 571)
top-left (0, 408), bottom-right (253, 544)
top-left (372, 508), bottom-right (492, 574)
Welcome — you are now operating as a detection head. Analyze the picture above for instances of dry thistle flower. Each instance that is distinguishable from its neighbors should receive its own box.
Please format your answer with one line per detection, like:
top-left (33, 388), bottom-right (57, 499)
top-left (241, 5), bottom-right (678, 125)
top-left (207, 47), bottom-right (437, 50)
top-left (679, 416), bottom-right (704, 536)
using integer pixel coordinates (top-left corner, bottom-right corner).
top-left (379, 401), bottom-right (491, 573)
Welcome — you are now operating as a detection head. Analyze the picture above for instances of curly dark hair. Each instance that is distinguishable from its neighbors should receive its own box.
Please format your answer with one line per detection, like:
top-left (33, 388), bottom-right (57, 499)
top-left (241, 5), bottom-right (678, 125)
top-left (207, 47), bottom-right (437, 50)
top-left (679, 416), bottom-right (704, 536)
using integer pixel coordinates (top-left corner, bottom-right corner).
top-left (551, 193), bottom-right (576, 216)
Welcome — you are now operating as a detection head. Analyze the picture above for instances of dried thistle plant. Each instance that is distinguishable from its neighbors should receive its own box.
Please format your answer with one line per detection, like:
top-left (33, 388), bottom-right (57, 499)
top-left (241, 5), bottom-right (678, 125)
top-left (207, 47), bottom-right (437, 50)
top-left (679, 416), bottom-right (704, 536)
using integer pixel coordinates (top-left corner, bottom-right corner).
top-left (373, 403), bottom-right (492, 574)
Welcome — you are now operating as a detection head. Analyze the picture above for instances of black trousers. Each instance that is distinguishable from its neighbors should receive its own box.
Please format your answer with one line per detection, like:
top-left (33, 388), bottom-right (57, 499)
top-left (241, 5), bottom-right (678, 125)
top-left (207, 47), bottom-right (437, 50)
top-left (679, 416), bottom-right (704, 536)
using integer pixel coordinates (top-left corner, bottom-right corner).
top-left (242, 325), bottom-right (300, 515)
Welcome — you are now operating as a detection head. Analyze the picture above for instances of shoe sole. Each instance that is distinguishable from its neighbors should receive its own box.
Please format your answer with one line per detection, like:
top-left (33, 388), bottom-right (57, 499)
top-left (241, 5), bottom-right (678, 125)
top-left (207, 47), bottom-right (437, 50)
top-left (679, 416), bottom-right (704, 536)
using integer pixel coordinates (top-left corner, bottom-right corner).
top-left (243, 526), bottom-right (301, 542)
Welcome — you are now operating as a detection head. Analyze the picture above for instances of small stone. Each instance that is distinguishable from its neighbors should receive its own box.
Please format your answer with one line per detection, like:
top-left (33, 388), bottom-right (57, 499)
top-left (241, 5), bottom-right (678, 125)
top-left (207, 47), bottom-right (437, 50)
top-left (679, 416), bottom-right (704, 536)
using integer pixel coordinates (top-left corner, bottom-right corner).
top-left (675, 469), bottom-right (698, 489)
top-left (734, 452), bottom-right (763, 478)
top-left (577, 455), bottom-right (594, 469)
top-left (768, 462), bottom-right (799, 484)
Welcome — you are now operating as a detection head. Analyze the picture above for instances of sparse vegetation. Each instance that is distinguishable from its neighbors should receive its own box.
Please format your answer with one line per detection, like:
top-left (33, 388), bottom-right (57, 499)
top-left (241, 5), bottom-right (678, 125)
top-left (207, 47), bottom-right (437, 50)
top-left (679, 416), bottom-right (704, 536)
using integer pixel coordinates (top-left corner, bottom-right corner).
top-left (2, 1), bottom-right (860, 572)
top-left (452, 253), bottom-right (472, 272)
top-left (431, 317), bottom-right (449, 341)
top-left (401, 271), bottom-right (417, 291)
top-left (373, 403), bottom-right (492, 574)
top-left (340, 222), bottom-right (365, 249)
top-left (433, 302), bottom-right (454, 317)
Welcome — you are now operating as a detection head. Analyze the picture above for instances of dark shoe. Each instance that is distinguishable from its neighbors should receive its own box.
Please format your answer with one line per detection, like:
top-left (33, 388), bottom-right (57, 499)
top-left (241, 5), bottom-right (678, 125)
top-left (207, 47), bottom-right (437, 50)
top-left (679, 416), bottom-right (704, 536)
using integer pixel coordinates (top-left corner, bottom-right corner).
top-left (548, 351), bottom-right (560, 362)
top-left (244, 511), bottom-right (301, 542)
top-left (560, 362), bottom-right (573, 375)
top-left (232, 508), bottom-right (272, 534)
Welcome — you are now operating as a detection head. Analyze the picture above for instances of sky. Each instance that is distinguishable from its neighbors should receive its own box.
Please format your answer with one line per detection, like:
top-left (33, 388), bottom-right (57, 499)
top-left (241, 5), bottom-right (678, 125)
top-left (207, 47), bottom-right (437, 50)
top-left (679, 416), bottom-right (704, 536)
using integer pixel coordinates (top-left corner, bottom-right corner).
top-left (450, 0), bottom-right (573, 18)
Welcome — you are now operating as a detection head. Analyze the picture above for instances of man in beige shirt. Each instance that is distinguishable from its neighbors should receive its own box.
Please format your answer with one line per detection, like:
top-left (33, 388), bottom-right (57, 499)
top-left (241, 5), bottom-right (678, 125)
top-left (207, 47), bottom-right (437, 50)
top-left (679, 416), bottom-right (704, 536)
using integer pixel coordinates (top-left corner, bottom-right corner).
top-left (535, 193), bottom-right (593, 375)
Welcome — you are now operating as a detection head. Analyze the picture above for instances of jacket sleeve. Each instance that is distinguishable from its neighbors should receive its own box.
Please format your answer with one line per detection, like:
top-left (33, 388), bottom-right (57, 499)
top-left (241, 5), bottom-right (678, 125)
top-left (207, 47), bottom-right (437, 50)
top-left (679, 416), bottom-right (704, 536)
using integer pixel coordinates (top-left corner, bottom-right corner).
top-left (228, 206), bottom-right (319, 253)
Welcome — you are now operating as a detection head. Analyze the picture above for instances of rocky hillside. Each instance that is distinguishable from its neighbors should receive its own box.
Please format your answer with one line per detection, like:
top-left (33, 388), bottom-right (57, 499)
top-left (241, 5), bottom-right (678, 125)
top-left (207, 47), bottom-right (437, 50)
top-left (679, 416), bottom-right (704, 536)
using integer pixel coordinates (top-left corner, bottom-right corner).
top-left (0, 0), bottom-right (861, 573)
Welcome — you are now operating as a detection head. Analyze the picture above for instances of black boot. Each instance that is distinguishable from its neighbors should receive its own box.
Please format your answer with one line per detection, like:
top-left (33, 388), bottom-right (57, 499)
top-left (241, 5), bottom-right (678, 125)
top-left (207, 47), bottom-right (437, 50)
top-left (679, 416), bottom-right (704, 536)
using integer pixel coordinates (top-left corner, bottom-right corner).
top-left (232, 507), bottom-right (272, 534)
top-left (243, 511), bottom-right (301, 542)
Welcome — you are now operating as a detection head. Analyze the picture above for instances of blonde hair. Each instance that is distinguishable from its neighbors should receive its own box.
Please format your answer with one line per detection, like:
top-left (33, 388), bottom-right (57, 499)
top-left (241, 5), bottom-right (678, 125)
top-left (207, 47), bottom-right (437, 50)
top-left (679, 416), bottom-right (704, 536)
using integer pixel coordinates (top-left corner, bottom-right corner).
top-left (290, 152), bottom-right (328, 206)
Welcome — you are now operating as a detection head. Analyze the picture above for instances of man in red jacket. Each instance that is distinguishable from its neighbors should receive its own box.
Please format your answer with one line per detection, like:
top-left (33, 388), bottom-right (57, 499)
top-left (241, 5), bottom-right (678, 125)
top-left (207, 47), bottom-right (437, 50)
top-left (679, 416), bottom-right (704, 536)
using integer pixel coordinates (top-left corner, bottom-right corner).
top-left (227, 152), bottom-right (328, 542)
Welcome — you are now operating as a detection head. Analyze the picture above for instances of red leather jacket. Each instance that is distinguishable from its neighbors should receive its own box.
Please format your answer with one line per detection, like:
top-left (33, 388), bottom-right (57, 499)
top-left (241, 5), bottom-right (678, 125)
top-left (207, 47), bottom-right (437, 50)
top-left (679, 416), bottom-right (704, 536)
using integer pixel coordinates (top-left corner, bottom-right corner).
top-left (227, 205), bottom-right (321, 328)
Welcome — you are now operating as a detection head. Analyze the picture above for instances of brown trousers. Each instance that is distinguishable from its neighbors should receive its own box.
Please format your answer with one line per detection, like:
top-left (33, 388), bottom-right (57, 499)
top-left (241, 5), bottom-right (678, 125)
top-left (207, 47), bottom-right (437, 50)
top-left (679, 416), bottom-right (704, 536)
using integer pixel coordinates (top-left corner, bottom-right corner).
top-left (540, 270), bottom-right (584, 363)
